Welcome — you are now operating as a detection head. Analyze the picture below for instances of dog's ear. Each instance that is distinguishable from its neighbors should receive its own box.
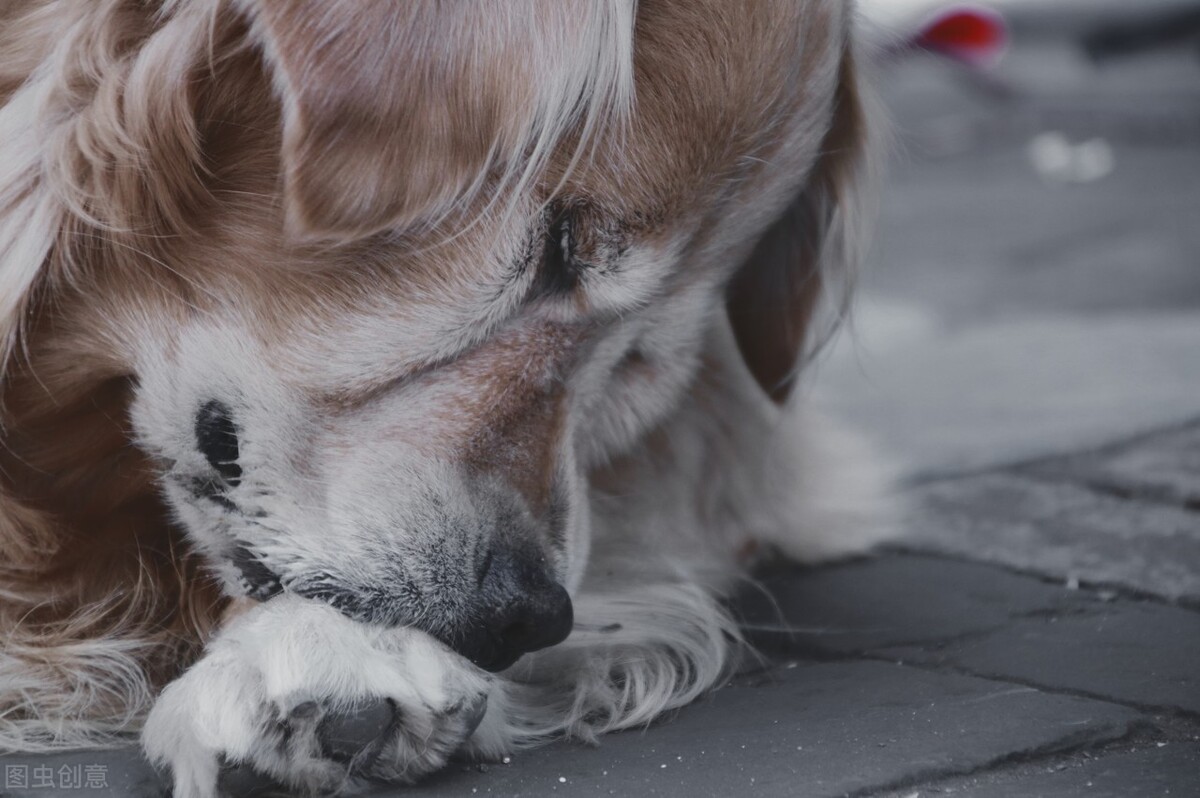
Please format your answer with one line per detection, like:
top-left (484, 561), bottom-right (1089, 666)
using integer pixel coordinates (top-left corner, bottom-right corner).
top-left (235, 0), bottom-right (634, 240)
top-left (725, 44), bottom-right (874, 404)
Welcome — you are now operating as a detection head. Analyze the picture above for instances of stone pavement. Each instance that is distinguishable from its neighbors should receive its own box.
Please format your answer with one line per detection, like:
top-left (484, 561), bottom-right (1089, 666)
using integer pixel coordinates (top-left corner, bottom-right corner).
top-left (7, 533), bottom-right (1194, 798)
top-left (4, 5), bottom-right (1200, 797)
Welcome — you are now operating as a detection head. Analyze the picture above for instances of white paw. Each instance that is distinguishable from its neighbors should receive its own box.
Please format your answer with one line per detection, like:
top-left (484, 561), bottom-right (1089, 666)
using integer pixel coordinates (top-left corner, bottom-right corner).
top-left (142, 595), bottom-right (491, 798)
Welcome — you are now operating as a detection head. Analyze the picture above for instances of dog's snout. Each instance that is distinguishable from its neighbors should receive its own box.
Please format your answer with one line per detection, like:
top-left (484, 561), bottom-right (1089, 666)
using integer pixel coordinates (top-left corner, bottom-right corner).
top-left (490, 580), bottom-right (574, 658)
top-left (291, 544), bottom-right (572, 671)
top-left (456, 548), bottom-right (573, 672)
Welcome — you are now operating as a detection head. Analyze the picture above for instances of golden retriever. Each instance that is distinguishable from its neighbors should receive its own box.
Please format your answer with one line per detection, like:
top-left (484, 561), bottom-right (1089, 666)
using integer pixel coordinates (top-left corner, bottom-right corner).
top-left (0, 1), bottom-right (889, 795)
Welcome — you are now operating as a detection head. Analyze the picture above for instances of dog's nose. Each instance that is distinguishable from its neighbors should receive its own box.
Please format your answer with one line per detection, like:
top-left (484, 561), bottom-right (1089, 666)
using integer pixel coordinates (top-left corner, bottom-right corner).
top-left (455, 547), bottom-right (573, 672)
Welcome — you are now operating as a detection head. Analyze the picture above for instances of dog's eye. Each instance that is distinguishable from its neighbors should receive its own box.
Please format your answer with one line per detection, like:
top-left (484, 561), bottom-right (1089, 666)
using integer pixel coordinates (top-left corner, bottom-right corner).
top-left (536, 208), bottom-right (581, 295)
top-left (195, 400), bottom-right (242, 486)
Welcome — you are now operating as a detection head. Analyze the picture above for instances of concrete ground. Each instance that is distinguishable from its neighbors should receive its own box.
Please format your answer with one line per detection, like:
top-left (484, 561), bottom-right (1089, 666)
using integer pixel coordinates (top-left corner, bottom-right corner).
top-left (3, 4), bottom-right (1199, 797)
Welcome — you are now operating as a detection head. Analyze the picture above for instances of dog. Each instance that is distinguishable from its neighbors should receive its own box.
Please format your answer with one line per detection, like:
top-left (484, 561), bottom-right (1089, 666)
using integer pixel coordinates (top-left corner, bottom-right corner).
top-left (0, 1), bottom-right (890, 795)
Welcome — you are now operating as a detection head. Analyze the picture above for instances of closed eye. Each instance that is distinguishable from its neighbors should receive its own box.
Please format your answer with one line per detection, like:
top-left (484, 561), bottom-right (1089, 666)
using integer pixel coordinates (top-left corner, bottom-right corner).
top-left (195, 400), bottom-right (242, 486)
top-left (533, 205), bottom-right (582, 296)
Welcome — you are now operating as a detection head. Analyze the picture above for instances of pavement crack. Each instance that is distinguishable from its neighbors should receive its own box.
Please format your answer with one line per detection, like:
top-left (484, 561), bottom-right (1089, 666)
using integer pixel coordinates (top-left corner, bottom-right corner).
top-left (744, 601), bottom-right (1106, 670)
top-left (1013, 469), bottom-right (1200, 516)
top-left (858, 653), bottom-right (1200, 724)
top-left (848, 718), bottom-right (1147, 798)
top-left (877, 545), bottom-right (1200, 615)
top-left (743, 622), bottom-right (1017, 666)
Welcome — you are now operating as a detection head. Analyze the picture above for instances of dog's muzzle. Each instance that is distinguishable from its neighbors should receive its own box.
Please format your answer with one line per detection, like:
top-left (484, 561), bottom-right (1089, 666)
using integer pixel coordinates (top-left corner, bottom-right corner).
top-left (279, 543), bottom-right (574, 673)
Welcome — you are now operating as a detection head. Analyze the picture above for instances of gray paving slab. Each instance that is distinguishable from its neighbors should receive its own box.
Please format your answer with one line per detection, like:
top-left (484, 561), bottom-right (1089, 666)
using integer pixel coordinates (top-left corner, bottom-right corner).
top-left (879, 743), bottom-right (1200, 798)
top-left (396, 661), bottom-right (1139, 798)
top-left (736, 554), bottom-right (1088, 656)
top-left (904, 470), bottom-right (1200, 603)
top-left (859, 148), bottom-right (1200, 325)
top-left (0, 644), bottom-right (1145, 798)
top-left (815, 309), bottom-right (1200, 479)
top-left (1021, 422), bottom-right (1200, 511)
top-left (884, 601), bottom-right (1200, 716)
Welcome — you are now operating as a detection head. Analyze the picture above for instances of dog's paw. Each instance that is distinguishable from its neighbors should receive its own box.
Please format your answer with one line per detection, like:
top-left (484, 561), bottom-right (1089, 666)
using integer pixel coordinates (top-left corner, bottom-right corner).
top-left (142, 595), bottom-right (491, 798)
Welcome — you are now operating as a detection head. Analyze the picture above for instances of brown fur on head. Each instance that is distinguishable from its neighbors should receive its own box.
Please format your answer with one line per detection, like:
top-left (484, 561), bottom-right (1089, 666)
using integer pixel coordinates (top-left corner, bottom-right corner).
top-left (0, 0), bottom-right (873, 748)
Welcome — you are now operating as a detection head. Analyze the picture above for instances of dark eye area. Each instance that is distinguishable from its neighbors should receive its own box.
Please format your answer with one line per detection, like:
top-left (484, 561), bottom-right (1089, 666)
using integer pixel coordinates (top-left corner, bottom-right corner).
top-left (536, 207), bottom-right (581, 295)
top-left (195, 400), bottom-right (242, 485)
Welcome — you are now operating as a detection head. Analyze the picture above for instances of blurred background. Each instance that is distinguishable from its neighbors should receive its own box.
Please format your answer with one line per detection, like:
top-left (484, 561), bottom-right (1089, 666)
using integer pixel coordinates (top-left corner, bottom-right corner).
top-left (821, 0), bottom-right (1200, 476)
top-left (811, 0), bottom-right (1200, 601)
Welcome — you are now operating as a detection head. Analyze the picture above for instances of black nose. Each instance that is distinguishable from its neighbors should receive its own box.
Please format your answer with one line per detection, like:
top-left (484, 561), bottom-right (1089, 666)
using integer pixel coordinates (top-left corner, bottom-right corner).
top-left (452, 547), bottom-right (574, 672)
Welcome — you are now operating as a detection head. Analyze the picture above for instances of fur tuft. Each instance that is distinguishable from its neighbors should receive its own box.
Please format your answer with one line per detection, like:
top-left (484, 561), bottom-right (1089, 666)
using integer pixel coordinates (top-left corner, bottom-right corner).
top-left (476, 583), bottom-right (740, 753)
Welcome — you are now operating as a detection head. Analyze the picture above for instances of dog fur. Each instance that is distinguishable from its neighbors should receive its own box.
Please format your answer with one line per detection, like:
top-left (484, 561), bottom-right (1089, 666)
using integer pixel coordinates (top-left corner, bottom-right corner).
top-left (0, 1), bottom-right (891, 795)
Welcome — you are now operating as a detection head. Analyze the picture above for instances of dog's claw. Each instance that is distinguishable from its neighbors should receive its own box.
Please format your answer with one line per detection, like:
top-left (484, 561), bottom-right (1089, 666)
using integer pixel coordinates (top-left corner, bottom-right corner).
top-left (321, 698), bottom-right (396, 763)
top-left (288, 700), bottom-right (322, 721)
top-left (460, 694), bottom-right (489, 739)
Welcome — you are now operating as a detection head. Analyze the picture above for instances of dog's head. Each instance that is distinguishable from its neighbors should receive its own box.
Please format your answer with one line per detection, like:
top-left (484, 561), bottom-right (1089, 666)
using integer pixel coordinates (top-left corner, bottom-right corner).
top-left (0, 0), bottom-right (871, 671)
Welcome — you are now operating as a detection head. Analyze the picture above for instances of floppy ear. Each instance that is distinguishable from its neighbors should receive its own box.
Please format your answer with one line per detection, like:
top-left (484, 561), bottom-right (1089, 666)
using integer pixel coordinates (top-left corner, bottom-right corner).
top-left (725, 43), bottom-right (874, 404)
top-left (235, 0), bottom-right (634, 240)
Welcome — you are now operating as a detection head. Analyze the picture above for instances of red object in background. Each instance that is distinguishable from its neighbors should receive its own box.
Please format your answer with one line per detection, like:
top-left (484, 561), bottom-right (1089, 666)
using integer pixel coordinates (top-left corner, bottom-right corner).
top-left (916, 6), bottom-right (1008, 67)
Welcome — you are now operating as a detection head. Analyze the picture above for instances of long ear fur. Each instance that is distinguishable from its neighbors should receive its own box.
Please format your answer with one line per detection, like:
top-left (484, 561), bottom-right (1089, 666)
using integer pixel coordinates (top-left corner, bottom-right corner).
top-left (235, 0), bottom-right (635, 240)
top-left (0, 69), bottom-right (63, 387)
top-left (0, 0), bottom-right (214, 392)
top-left (0, 2), bottom-right (226, 750)
top-left (725, 39), bottom-right (876, 404)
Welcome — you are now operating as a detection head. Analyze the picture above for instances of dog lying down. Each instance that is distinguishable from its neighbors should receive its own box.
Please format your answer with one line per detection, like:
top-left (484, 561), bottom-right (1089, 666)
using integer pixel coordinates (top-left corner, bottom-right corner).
top-left (0, 1), bottom-right (892, 795)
